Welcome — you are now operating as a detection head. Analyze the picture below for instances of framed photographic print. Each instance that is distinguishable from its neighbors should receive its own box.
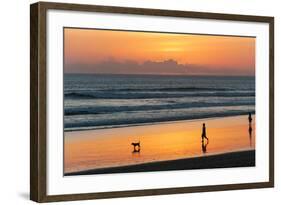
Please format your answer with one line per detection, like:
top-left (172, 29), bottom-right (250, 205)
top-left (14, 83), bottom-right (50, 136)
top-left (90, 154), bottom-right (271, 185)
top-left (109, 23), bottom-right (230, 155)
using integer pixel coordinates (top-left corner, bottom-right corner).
top-left (30, 1), bottom-right (274, 202)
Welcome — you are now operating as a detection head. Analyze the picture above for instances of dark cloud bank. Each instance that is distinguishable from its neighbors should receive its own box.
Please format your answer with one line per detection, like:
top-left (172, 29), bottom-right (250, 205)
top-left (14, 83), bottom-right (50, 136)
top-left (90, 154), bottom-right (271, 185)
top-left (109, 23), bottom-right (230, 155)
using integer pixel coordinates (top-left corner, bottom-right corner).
top-left (65, 59), bottom-right (254, 76)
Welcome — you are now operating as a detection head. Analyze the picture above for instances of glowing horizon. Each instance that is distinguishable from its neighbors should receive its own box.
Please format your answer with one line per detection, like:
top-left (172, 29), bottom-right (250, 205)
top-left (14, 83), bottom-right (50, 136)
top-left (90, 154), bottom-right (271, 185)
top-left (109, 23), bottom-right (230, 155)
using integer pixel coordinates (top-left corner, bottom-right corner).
top-left (64, 28), bottom-right (255, 76)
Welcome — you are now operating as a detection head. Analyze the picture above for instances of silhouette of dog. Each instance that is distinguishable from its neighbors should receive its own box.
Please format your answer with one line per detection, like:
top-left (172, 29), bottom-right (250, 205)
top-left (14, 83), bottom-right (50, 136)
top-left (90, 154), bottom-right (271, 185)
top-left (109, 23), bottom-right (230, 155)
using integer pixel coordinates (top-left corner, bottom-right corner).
top-left (131, 141), bottom-right (141, 152)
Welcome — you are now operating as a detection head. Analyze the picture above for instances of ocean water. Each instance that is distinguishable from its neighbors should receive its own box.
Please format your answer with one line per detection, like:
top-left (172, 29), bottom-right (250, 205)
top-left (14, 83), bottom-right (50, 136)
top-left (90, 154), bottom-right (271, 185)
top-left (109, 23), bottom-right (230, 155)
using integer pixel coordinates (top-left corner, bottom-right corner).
top-left (64, 74), bottom-right (255, 131)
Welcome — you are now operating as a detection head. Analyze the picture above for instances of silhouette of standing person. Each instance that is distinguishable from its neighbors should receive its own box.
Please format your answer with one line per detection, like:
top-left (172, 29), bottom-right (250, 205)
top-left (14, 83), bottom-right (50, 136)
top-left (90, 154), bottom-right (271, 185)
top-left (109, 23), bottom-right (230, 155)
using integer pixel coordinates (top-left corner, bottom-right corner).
top-left (248, 112), bottom-right (252, 124)
top-left (201, 123), bottom-right (209, 142)
top-left (248, 113), bottom-right (253, 147)
top-left (248, 123), bottom-right (253, 147)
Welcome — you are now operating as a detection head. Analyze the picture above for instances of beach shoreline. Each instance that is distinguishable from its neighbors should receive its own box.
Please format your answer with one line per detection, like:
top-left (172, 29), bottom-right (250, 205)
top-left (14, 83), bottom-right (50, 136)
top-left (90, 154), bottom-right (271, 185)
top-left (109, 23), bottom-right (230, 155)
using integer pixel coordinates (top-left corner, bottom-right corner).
top-left (64, 114), bottom-right (255, 174)
top-left (65, 113), bottom-right (255, 132)
top-left (65, 150), bottom-right (255, 176)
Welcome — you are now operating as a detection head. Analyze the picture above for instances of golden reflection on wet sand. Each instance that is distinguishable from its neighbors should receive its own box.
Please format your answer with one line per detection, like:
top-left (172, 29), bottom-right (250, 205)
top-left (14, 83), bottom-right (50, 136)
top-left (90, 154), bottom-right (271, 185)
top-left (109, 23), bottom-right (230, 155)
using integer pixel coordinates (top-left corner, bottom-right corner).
top-left (64, 115), bottom-right (255, 173)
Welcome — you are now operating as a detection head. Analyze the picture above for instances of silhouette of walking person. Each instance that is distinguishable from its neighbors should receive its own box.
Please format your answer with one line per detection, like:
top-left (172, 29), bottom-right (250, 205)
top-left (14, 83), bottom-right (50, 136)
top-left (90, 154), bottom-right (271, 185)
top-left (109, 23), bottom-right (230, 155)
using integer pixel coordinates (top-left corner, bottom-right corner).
top-left (248, 112), bottom-right (252, 124)
top-left (201, 139), bottom-right (209, 154)
top-left (201, 123), bottom-right (209, 142)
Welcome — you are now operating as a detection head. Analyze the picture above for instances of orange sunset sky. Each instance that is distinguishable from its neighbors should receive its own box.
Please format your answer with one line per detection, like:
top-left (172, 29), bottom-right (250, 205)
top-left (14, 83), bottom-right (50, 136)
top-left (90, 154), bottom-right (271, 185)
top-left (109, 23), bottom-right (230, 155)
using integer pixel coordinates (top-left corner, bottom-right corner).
top-left (64, 28), bottom-right (255, 76)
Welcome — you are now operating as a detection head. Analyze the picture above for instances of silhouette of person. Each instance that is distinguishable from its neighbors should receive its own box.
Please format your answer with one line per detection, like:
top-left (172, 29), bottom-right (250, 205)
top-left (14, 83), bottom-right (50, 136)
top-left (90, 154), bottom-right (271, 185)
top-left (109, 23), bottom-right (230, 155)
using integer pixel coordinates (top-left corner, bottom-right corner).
top-left (201, 123), bottom-right (209, 142)
top-left (248, 112), bottom-right (252, 124)
top-left (201, 139), bottom-right (209, 154)
top-left (248, 123), bottom-right (253, 147)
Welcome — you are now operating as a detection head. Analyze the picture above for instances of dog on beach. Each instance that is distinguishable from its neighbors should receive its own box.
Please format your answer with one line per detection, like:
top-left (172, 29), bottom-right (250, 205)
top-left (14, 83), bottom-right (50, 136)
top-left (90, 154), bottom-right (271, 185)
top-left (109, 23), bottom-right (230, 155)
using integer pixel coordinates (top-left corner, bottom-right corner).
top-left (131, 141), bottom-right (141, 152)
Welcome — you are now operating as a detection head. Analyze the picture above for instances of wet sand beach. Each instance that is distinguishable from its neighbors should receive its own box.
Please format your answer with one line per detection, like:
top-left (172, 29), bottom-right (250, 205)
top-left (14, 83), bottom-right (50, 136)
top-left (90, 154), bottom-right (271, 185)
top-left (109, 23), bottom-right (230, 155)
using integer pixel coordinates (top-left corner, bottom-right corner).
top-left (65, 150), bottom-right (255, 175)
top-left (64, 115), bottom-right (255, 175)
